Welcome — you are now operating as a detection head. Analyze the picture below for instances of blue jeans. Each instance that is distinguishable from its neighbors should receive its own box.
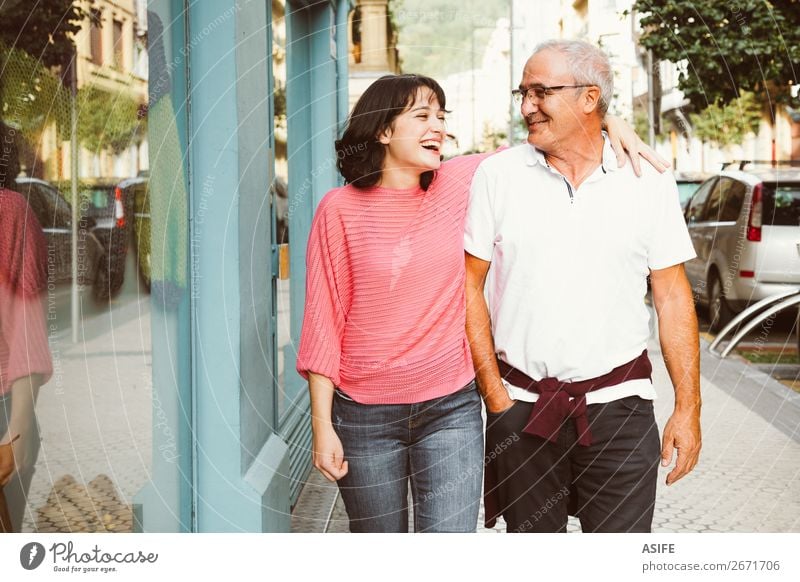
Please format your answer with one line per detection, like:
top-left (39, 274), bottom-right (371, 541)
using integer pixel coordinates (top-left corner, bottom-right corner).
top-left (332, 382), bottom-right (484, 532)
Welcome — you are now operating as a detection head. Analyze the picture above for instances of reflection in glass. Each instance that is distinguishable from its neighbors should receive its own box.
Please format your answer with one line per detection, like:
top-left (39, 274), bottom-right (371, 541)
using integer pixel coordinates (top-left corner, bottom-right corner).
top-left (1, 0), bottom-right (154, 532)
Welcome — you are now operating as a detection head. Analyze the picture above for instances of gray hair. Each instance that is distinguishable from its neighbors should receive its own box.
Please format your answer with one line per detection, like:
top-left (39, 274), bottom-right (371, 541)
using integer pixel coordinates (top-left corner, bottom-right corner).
top-left (530, 39), bottom-right (613, 116)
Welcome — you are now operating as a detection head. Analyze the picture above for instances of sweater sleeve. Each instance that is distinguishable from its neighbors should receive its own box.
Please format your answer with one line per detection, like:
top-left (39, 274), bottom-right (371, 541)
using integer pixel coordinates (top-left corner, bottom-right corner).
top-left (296, 196), bottom-right (347, 385)
top-left (1, 290), bottom-right (53, 393)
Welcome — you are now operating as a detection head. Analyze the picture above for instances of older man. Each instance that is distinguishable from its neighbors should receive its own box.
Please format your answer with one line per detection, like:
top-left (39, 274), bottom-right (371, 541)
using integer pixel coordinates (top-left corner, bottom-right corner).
top-left (464, 40), bottom-right (701, 533)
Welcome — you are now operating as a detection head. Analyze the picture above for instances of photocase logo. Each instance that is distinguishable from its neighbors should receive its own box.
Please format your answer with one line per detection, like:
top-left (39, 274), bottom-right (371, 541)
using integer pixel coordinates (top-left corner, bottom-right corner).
top-left (19, 542), bottom-right (46, 570)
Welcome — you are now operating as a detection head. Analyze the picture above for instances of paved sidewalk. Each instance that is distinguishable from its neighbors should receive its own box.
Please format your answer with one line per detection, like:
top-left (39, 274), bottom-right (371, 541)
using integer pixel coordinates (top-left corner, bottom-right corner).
top-left (18, 295), bottom-right (152, 532)
top-left (292, 334), bottom-right (800, 533)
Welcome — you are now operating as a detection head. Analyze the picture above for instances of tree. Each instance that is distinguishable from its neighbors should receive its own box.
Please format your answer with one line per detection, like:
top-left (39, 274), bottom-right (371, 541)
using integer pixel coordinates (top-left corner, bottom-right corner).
top-left (631, 0), bottom-right (800, 111)
top-left (77, 85), bottom-right (145, 155)
top-left (689, 91), bottom-right (763, 148)
top-left (0, 0), bottom-right (86, 71)
top-left (0, 43), bottom-right (72, 138)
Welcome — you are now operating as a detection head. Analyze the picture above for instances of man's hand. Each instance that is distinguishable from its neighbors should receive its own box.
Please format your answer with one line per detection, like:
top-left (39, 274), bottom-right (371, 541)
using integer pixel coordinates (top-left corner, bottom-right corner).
top-left (605, 114), bottom-right (670, 177)
top-left (661, 407), bottom-right (701, 485)
top-left (486, 391), bottom-right (515, 415)
top-left (311, 423), bottom-right (348, 482)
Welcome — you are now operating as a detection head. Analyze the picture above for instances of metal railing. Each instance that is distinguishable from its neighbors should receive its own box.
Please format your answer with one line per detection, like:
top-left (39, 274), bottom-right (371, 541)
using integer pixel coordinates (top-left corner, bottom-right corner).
top-left (708, 287), bottom-right (800, 358)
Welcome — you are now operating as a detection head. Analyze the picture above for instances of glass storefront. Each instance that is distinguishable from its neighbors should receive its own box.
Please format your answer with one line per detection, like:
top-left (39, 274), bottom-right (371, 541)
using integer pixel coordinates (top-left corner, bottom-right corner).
top-left (1, 0), bottom-right (344, 533)
top-left (1, 0), bottom-right (159, 533)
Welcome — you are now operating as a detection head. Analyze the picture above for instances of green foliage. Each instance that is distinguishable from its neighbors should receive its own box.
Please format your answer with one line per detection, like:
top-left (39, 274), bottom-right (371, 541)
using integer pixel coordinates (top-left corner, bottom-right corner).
top-left (689, 91), bottom-right (763, 147)
top-left (0, 0), bottom-right (86, 71)
top-left (634, 110), bottom-right (651, 141)
top-left (0, 43), bottom-right (72, 137)
top-left (392, 0), bottom-right (510, 77)
top-left (77, 85), bottom-right (145, 155)
top-left (632, 0), bottom-right (800, 111)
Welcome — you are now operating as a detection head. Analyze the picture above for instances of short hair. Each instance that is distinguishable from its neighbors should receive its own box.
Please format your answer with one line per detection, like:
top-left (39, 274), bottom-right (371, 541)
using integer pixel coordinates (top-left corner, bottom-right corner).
top-left (530, 39), bottom-right (613, 116)
top-left (0, 121), bottom-right (20, 189)
top-left (336, 74), bottom-right (446, 190)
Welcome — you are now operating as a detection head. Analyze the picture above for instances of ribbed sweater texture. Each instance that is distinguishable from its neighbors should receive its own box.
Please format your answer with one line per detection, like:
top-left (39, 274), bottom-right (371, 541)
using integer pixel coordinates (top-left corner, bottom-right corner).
top-left (0, 188), bottom-right (53, 394)
top-left (297, 154), bottom-right (488, 404)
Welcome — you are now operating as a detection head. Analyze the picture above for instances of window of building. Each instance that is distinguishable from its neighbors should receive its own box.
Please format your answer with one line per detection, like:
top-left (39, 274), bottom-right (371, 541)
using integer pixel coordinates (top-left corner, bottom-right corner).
top-left (113, 19), bottom-right (124, 70)
top-left (90, 10), bottom-right (103, 65)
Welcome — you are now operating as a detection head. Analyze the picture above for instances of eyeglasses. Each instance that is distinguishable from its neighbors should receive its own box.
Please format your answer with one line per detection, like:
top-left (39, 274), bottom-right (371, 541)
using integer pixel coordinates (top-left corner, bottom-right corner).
top-left (511, 85), bottom-right (595, 105)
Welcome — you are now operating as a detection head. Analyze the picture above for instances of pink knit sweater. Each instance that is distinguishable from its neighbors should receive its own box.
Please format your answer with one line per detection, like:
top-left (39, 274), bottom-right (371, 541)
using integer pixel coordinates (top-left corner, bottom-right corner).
top-left (296, 154), bottom-right (487, 404)
top-left (0, 188), bottom-right (53, 394)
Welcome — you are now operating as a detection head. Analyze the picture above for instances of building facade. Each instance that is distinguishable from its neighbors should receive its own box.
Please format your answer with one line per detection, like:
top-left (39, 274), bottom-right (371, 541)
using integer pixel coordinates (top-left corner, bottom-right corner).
top-left (131, 0), bottom-right (352, 532)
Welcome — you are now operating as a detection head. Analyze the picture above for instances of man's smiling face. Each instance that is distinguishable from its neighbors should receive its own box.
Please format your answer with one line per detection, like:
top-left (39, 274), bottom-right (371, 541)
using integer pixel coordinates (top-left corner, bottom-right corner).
top-left (519, 49), bottom-right (589, 153)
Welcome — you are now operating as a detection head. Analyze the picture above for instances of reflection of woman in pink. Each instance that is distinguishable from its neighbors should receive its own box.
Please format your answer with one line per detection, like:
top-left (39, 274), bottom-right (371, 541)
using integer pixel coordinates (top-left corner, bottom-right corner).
top-left (0, 122), bottom-right (52, 532)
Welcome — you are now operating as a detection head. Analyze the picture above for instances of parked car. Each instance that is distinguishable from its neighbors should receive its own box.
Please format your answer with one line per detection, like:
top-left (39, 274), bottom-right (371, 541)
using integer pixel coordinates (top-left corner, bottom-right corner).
top-left (674, 171), bottom-right (709, 212)
top-left (12, 177), bottom-right (107, 298)
top-left (683, 163), bottom-right (800, 331)
top-left (117, 173), bottom-right (151, 290)
top-left (274, 176), bottom-right (288, 243)
top-left (80, 183), bottom-right (132, 299)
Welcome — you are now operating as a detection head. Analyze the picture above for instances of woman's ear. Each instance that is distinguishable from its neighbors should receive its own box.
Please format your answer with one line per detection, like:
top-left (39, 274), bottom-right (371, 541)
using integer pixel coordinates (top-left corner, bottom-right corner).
top-left (377, 125), bottom-right (392, 145)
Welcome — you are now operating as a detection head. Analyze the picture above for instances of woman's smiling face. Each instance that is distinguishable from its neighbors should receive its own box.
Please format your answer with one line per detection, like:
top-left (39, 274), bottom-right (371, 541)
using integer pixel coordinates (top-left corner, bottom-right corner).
top-left (378, 87), bottom-right (446, 187)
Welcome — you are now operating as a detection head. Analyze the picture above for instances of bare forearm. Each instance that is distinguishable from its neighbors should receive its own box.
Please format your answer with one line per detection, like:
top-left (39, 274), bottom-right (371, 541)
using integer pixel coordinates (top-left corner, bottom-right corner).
top-left (659, 304), bottom-right (701, 411)
top-left (466, 294), bottom-right (504, 401)
top-left (465, 253), bottom-right (510, 411)
top-left (2, 375), bottom-right (40, 442)
top-left (308, 372), bottom-right (335, 429)
top-left (652, 268), bottom-right (701, 412)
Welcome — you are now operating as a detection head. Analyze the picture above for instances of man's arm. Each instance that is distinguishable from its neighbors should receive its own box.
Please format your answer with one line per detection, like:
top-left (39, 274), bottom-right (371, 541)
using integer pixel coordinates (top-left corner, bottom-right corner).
top-left (465, 252), bottom-right (514, 414)
top-left (650, 264), bottom-right (702, 485)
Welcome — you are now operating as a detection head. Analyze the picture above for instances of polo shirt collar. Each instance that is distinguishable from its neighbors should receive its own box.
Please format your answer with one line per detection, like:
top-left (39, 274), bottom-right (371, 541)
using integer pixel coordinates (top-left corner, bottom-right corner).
top-left (524, 131), bottom-right (619, 175)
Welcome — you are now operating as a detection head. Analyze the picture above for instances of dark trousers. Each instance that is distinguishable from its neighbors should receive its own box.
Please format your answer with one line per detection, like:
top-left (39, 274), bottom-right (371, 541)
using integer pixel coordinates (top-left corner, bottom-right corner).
top-left (485, 396), bottom-right (661, 533)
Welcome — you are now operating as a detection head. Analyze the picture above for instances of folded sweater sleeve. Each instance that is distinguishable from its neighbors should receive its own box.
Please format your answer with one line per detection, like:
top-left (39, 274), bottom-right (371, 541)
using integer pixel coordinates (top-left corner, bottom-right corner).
top-left (296, 195), bottom-right (347, 385)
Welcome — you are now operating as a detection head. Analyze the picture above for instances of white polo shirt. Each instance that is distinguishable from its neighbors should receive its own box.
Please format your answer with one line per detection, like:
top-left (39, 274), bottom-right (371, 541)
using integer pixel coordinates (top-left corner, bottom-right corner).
top-left (464, 136), bottom-right (696, 404)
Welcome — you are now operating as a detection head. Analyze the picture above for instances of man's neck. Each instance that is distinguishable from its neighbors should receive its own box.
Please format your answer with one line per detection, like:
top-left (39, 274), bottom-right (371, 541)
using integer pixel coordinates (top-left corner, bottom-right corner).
top-left (541, 129), bottom-right (605, 189)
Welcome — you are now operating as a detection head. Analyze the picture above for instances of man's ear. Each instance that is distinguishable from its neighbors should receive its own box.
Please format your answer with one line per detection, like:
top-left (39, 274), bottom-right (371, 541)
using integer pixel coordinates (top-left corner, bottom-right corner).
top-left (582, 86), bottom-right (602, 114)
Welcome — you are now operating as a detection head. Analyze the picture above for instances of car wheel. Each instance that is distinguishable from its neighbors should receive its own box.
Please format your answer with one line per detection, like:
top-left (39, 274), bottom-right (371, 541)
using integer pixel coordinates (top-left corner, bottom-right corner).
top-left (94, 254), bottom-right (111, 302)
top-left (707, 273), bottom-right (731, 333)
top-left (796, 307), bottom-right (799, 357)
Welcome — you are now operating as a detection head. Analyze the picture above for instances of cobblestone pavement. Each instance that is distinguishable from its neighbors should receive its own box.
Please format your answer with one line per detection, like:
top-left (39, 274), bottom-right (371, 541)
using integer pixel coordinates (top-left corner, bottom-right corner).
top-left (16, 294), bottom-right (152, 533)
top-left (292, 335), bottom-right (800, 533)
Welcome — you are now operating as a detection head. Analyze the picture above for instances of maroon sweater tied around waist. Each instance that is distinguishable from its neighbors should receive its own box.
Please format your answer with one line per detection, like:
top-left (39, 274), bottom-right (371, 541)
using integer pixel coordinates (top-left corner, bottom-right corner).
top-left (497, 349), bottom-right (652, 447)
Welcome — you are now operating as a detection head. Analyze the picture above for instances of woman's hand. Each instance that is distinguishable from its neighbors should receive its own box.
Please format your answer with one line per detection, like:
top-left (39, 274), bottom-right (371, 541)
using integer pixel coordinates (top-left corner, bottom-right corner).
top-left (0, 376), bottom-right (39, 486)
top-left (307, 372), bottom-right (348, 481)
top-left (311, 423), bottom-right (348, 482)
top-left (605, 114), bottom-right (670, 177)
top-left (0, 438), bottom-right (16, 487)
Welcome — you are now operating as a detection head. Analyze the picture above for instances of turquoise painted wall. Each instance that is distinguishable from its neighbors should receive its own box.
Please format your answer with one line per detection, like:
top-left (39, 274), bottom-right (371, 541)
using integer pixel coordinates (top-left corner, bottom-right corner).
top-left (138, 0), bottom-right (348, 532)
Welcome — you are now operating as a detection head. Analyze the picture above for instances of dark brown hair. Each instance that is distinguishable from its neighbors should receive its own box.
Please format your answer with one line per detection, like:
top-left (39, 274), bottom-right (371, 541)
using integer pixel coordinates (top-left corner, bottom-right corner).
top-left (335, 74), bottom-right (446, 190)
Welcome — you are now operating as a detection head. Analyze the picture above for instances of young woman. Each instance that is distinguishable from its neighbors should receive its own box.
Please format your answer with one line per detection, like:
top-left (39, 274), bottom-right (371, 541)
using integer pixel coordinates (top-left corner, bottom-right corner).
top-left (296, 74), bottom-right (658, 532)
